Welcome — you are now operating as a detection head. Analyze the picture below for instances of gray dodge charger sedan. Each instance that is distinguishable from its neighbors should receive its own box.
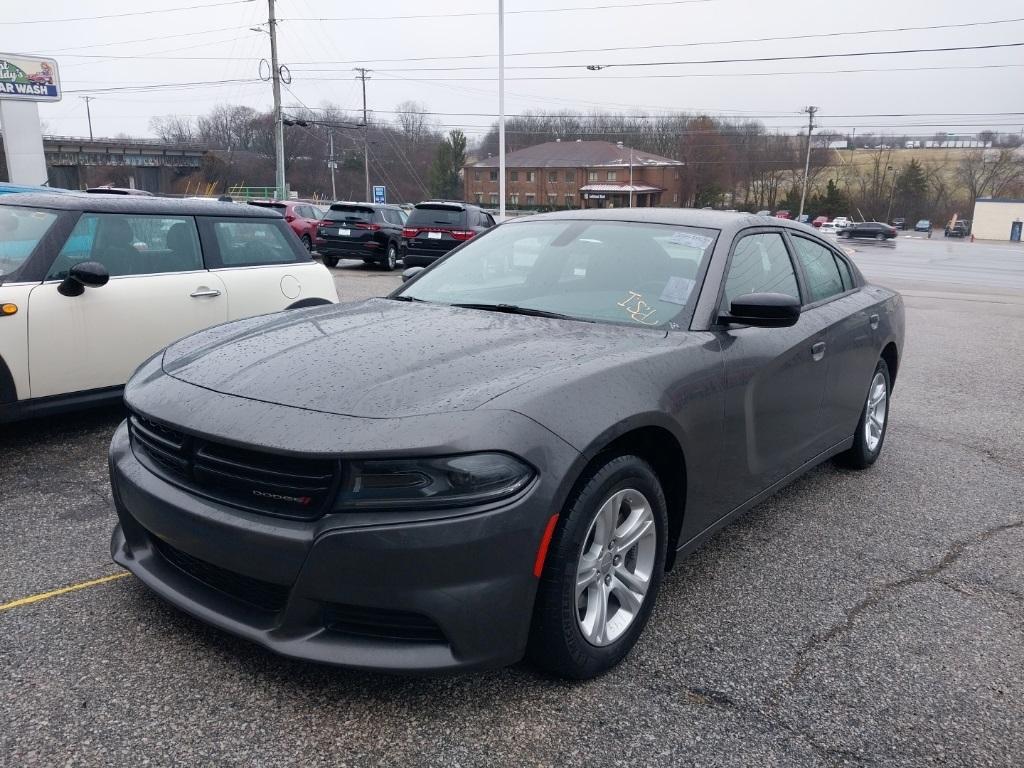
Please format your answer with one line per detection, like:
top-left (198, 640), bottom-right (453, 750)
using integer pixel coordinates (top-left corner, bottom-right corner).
top-left (110, 209), bottom-right (904, 679)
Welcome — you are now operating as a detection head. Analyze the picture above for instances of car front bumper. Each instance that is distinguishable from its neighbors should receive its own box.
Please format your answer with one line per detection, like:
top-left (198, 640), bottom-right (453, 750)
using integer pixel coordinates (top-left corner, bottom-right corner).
top-left (109, 414), bottom-right (573, 673)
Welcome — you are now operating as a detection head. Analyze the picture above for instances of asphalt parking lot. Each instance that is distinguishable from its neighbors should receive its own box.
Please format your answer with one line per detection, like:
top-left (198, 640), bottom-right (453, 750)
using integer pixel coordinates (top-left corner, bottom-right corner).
top-left (3, 239), bottom-right (1023, 767)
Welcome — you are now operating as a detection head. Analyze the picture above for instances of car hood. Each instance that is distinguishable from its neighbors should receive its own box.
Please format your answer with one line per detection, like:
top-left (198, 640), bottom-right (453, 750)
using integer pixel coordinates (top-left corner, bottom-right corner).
top-left (161, 298), bottom-right (671, 418)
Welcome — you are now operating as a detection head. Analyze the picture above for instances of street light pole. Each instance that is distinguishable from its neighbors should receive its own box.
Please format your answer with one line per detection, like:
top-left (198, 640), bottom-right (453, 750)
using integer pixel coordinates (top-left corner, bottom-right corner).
top-left (886, 165), bottom-right (899, 222)
top-left (267, 0), bottom-right (286, 200)
top-left (329, 131), bottom-right (336, 201)
top-left (355, 67), bottom-right (371, 202)
top-left (629, 146), bottom-right (634, 208)
top-left (498, 0), bottom-right (506, 220)
top-left (80, 96), bottom-right (94, 140)
top-left (798, 105), bottom-right (817, 220)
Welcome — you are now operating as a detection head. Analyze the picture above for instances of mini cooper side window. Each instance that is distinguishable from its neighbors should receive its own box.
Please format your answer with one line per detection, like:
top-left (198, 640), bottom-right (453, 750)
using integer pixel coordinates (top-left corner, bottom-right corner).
top-left (47, 214), bottom-right (202, 280)
top-left (791, 235), bottom-right (845, 303)
top-left (211, 220), bottom-right (300, 266)
top-left (721, 232), bottom-right (800, 312)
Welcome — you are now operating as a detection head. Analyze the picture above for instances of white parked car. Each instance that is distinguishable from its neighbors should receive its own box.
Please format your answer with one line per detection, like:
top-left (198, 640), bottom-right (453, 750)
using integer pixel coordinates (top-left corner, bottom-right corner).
top-left (819, 221), bottom-right (840, 234)
top-left (832, 216), bottom-right (852, 229)
top-left (0, 193), bottom-right (338, 421)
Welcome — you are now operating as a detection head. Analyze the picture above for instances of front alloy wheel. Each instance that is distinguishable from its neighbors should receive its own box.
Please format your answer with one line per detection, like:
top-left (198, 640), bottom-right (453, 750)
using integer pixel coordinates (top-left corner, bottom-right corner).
top-left (836, 358), bottom-right (891, 469)
top-left (528, 454), bottom-right (667, 679)
top-left (384, 244), bottom-right (397, 271)
top-left (576, 489), bottom-right (657, 646)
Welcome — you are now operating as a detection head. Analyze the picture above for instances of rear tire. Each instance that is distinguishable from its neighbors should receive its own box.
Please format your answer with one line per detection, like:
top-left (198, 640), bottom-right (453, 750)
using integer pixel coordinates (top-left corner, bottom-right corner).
top-left (384, 243), bottom-right (398, 271)
top-left (836, 358), bottom-right (891, 470)
top-left (301, 234), bottom-right (313, 252)
top-left (875, 233), bottom-right (885, 241)
top-left (322, 255), bottom-right (339, 268)
top-left (528, 454), bottom-right (667, 679)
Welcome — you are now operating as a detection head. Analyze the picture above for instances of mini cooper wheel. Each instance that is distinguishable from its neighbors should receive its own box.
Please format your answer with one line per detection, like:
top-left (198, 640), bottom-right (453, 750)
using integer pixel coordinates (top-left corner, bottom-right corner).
top-left (528, 454), bottom-right (667, 679)
top-left (384, 244), bottom-right (398, 271)
top-left (836, 358), bottom-right (891, 469)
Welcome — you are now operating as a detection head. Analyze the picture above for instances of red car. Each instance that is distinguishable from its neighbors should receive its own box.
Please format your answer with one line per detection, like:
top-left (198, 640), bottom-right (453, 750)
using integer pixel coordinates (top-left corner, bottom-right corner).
top-left (247, 200), bottom-right (323, 251)
top-left (812, 215), bottom-right (829, 228)
top-left (773, 210), bottom-right (792, 219)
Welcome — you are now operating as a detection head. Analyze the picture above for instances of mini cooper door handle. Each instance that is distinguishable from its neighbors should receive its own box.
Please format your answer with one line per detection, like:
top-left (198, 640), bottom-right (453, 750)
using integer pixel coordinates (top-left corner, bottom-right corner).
top-left (869, 313), bottom-right (880, 329)
top-left (190, 288), bottom-right (222, 298)
top-left (811, 341), bottom-right (826, 361)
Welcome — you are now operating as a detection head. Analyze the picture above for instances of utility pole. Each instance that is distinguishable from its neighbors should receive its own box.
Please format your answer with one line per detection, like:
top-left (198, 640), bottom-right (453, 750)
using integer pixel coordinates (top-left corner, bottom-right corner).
top-left (886, 165), bottom-right (899, 222)
top-left (80, 96), bottom-right (94, 140)
top-left (498, 0), bottom-right (506, 219)
top-left (328, 131), bottom-right (336, 201)
top-left (629, 145), bottom-right (634, 208)
top-left (798, 105), bottom-right (817, 220)
top-left (355, 67), bottom-right (371, 202)
top-left (268, 0), bottom-right (286, 200)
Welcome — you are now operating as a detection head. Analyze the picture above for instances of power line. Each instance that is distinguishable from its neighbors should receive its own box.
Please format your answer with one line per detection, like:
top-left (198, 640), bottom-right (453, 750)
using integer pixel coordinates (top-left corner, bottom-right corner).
top-left (1, 0), bottom-right (255, 24)
top-left (49, 24), bottom-right (253, 53)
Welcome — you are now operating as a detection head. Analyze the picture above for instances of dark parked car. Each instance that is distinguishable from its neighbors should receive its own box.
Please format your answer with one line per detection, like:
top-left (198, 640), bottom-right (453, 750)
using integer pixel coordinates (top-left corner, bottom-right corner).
top-left (838, 221), bottom-right (897, 241)
top-left (110, 209), bottom-right (904, 679)
top-left (891, 218), bottom-right (907, 230)
top-left (944, 220), bottom-right (971, 238)
top-left (248, 200), bottom-right (323, 251)
top-left (402, 201), bottom-right (495, 267)
top-left (914, 219), bottom-right (931, 232)
top-left (316, 202), bottom-right (408, 270)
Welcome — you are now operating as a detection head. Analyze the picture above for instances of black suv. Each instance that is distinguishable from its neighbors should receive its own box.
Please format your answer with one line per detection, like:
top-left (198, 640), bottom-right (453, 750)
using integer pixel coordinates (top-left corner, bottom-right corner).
top-left (944, 219), bottom-right (971, 238)
top-left (316, 203), bottom-right (408, 270)
top-left (402, 201), bottom-right (495, 267)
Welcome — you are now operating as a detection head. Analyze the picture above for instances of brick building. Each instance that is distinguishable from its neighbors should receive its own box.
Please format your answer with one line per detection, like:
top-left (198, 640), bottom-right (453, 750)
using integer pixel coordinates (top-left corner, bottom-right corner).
top-left (464, 140), bottom-right (683, 210)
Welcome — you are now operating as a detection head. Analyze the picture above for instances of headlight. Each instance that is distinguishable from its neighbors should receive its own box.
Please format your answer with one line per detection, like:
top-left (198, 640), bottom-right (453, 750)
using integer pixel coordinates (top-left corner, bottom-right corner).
top-left (335, 453), bottom-right (534, 511)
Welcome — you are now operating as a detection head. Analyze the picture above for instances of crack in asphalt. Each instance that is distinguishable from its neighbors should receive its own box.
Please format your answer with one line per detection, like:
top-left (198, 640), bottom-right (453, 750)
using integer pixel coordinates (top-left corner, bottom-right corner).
top-left (782, 519), bottom-right (1024, 693)
top-left (893, 423), bottom-right (1024, 473)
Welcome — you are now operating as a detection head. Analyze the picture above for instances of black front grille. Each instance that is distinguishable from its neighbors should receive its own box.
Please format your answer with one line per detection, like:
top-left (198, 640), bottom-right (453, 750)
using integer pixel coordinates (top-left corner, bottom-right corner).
top-left (129, 414), bottom-right (340, 520)
top-left (323, 604), bottom-right (447, 644)
top-left (153, 536), bottom-right (290, 612)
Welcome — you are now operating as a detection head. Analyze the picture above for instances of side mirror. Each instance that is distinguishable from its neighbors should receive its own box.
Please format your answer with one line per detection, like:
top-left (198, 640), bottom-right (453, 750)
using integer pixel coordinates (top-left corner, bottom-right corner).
top-left (285, 214), bottom-right (295, 222)
top-left (721, 292), bottom-right (800, 328)
top-left (401, 266), bottom-right (425, 283)
top-left (58, 261), bottom-right (110, 297)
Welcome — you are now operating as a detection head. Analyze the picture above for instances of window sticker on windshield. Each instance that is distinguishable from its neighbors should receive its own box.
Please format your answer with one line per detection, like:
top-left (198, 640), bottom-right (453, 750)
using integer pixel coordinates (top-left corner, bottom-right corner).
top-left (617, 291), bottom-right (658, 325)
top-left (668, 231), bottom-right (713, 250)
top-left (659, 276), bottom-right (695, 305)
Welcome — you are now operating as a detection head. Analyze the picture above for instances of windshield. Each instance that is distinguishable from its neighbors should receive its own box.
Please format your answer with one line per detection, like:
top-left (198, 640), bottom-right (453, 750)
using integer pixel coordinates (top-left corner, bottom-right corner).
top-left (0, 206), bottom-right (59, 282)
top-left (325, 206), bottom-right (374, 223)
top-left (398, 219), bottom-right (716, 328)
top-left (407, 207), bottom-right (465, 227)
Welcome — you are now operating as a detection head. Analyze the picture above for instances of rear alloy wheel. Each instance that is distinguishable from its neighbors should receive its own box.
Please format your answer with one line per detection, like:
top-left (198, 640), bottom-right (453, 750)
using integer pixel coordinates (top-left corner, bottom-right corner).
top-left (875, 233), bottom-right (885, 241)
top-left (384, 244), bottom-right (398, 271)
top-left (528, 454), bottom-right (667, 679)
top-left (322, 255), bottom-right (339, 268)
top-left (301, 234), bottom-right (313, 251)
top-left (836, 359), bottom-right (891, 469)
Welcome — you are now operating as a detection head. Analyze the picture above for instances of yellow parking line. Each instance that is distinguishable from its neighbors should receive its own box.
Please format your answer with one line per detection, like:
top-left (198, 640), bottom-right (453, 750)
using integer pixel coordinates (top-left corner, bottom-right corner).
top-left (0, 572), bottom-right (130, 613)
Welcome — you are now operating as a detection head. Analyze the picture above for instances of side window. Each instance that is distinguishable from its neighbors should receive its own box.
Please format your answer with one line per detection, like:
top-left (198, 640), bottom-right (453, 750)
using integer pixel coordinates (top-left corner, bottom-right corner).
top-left (210, 220), bottom-right (302, 267)
top-left (47, 213), bottom-right (202, 279)
top-left (792, 236), bottom-right (845, 303)
top-left (721, 232), bottom-right (799, 313)
top-left (833, 252), bottom-right (854, 290)
top-left (484, 214), bottom-right (496, 227)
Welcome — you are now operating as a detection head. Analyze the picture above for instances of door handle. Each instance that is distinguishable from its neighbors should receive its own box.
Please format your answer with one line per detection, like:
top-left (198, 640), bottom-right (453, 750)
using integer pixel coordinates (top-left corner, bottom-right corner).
top-left (811, 341), bottom-right (826, 362)
top-left (869, 313), bottom-right (880, 329)
top-left (190, 288), bottom-right (222, 298)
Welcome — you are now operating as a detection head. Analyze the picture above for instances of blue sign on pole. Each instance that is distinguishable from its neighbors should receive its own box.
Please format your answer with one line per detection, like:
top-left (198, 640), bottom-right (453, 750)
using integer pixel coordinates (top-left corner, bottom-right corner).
top-left (372, 185), bottom-right (386, 204)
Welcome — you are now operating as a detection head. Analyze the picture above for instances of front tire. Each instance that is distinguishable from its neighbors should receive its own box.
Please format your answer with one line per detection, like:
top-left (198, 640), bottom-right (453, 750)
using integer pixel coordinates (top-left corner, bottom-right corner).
top-left (322, 255), bottom-right (339, 268)
top-left (528, 454), bottom-right (667, 679)
top-left (836, 359), bottom-right (891, 469)
top-left (875, 233), bottom-right (885, 241)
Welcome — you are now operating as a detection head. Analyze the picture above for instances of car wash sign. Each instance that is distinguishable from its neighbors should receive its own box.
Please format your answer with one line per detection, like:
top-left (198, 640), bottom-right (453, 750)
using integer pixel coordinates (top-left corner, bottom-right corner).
top-left (0, 54), bottom-right (61, 101)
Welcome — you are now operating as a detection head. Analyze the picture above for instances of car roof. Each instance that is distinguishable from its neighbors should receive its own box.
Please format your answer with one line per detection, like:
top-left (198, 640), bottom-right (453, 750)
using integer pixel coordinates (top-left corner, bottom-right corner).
top-left (518, 207), bottom-right (805, 235)
top-left (415, 200), bottom-right (475, 210)
top-left (328, 201), bottom-right (400, 210)
top-left (0, 191), bottom-right (277, 217)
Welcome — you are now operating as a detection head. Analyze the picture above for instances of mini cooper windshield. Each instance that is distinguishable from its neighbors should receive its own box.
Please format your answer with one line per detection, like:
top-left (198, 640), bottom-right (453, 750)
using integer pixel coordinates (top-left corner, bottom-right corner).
top-left (398, 220), bottom-right (717, 328)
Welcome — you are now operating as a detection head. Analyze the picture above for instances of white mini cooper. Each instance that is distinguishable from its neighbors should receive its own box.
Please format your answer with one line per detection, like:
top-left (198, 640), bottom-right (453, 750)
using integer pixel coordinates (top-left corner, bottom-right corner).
top-left (0, 193), bottom-right (338, 422)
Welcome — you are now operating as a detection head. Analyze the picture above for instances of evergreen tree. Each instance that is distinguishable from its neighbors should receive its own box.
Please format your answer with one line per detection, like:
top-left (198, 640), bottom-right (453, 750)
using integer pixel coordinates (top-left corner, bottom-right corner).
top-left (429, 129), bottom-right (467, 199)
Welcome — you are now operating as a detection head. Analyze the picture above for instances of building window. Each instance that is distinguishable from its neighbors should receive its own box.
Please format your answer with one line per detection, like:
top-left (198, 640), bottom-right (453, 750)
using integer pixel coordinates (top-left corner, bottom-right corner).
top-left (509, 171), bottom-right (518, 182)
top-left (509, 194), bottom-right (519, 207)
top-left (474, 170), bottom-right (481, 182)
top-left (547, 171), bottom-right (558, 183)
top-left (547, 193), bottom-right (557, 206)
top-left (565, 194), bottom-right (575, 207)
top-left (490, 193), bottom-right (498, 205)
top-left (525, 193), bottom-right (535, 206)
top-left (525, 171), bottom-right (535, 182)
top-left (489, 170), bottom-right (498, 181)
top-left (588, 171), bottom-right (598, 181)
top-left (607, 171), bottom-right (617, 181)
top-left (566, 170), bottom-right (575, 182)
top-left (672, 193), bottom-right (679, 203)
top-left (475, 193), bottom-right (483, 204)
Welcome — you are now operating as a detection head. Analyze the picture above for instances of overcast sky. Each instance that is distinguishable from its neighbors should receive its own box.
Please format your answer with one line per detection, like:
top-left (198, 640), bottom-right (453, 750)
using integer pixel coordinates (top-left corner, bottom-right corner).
top-left (11, 0), bottom-right (1024, 142)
